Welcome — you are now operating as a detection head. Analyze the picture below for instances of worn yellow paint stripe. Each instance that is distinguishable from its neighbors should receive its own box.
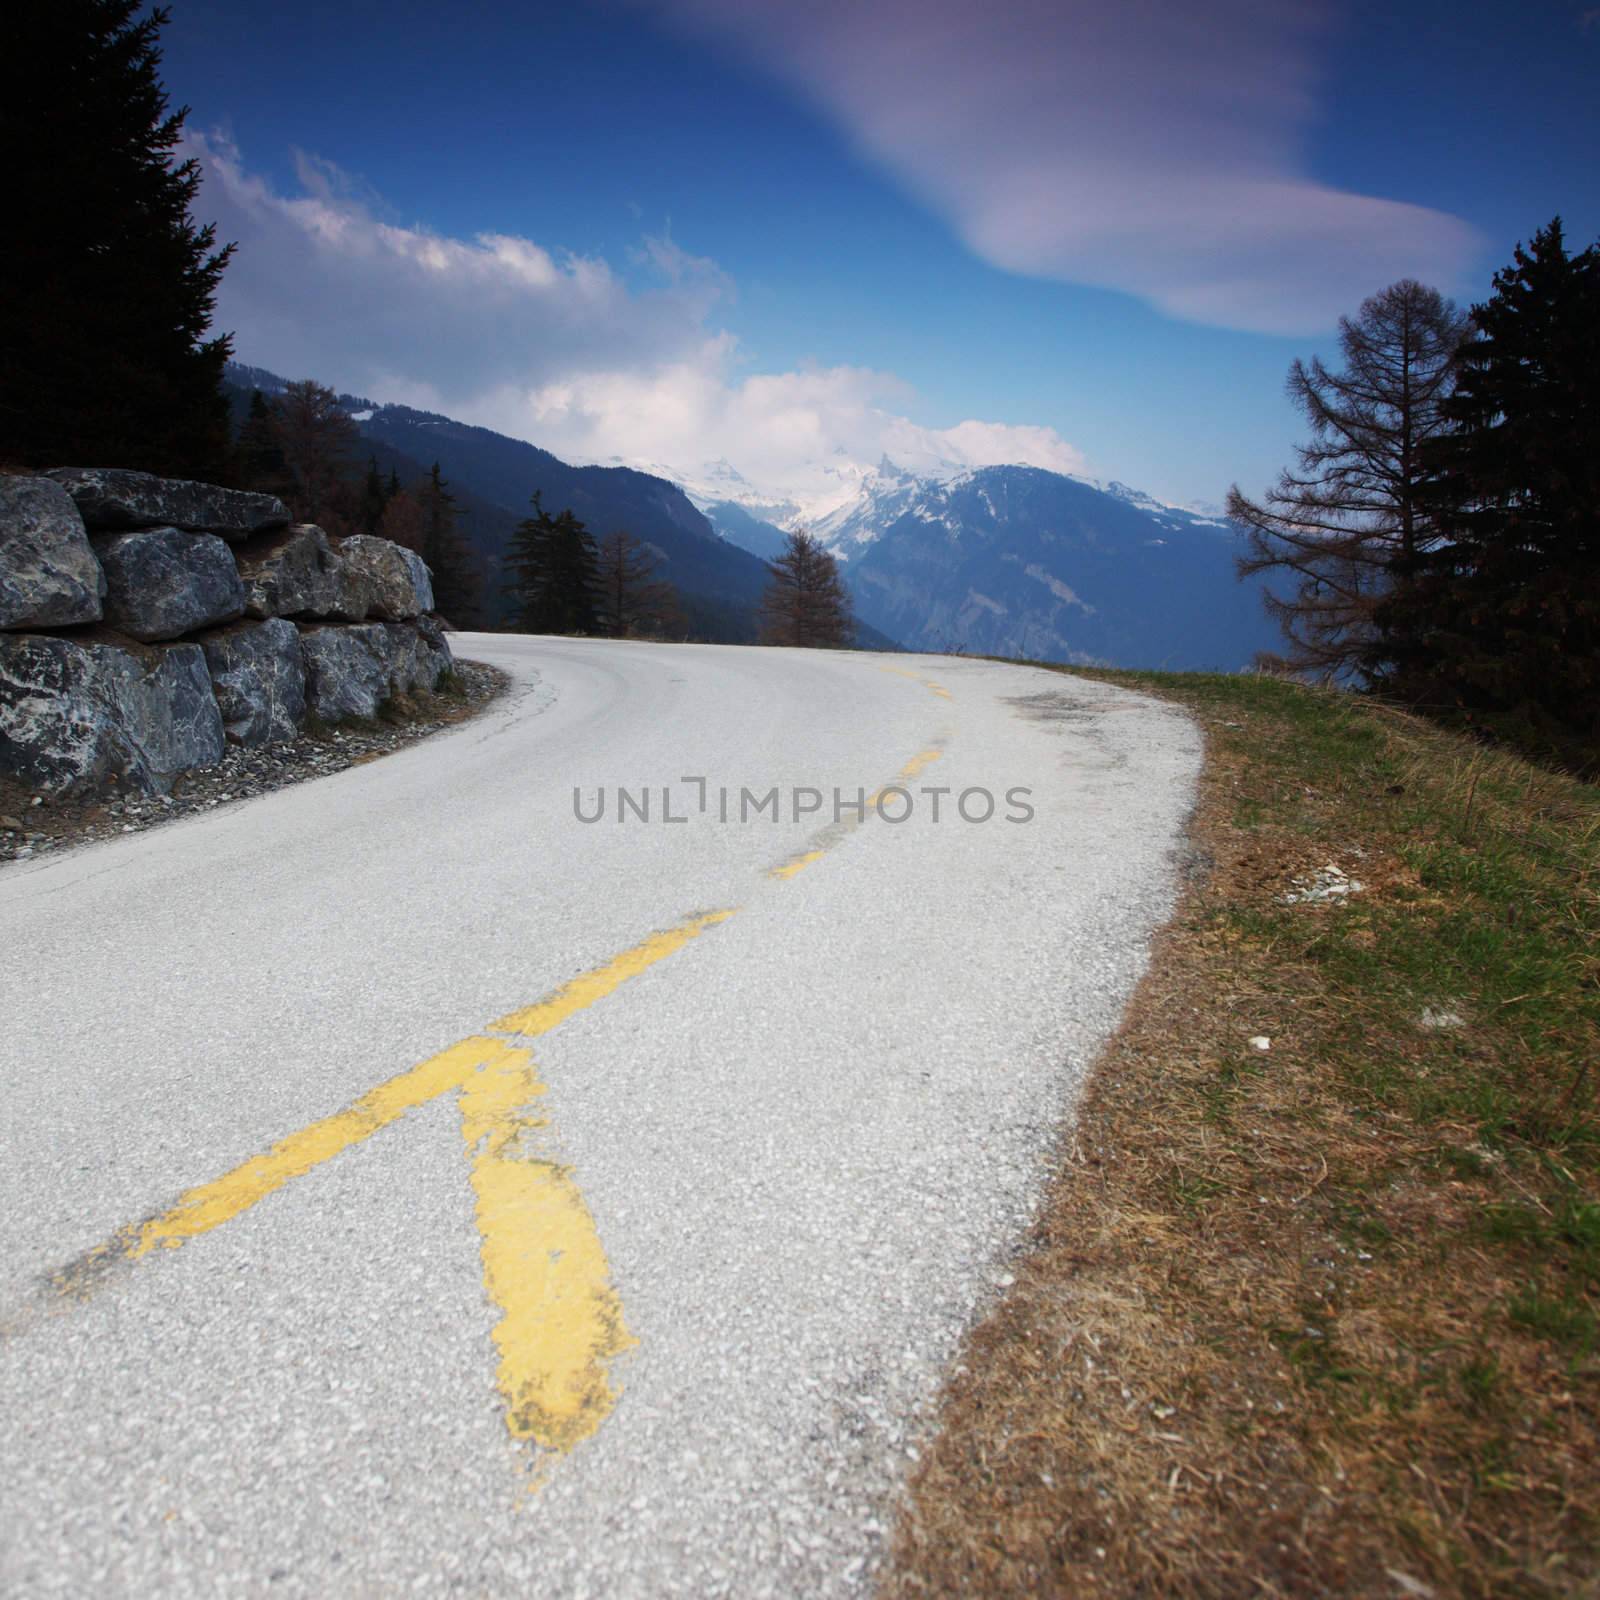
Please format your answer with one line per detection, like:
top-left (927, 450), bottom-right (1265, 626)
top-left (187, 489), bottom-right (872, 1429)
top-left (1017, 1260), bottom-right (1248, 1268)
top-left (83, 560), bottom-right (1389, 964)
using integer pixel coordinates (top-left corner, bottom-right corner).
top-left (866, 745), bottom-right (944, 808)
top-left (490, 910), bottom-right (734, 1034)
top-left (125, 1035), bottom-right (520, 1259)
top-left (768, 849), bottom-right (826, 880)
top-left (896, 746), bottom-right (943, 782)
top-left (460, 1048), bottom-right (634, 1450)
top-left (62, 909), bottom-right (736, 1281)
top-left (878, 662), bottom-right (951, 700)
top-left (769, 745), bottom-right (947, 880)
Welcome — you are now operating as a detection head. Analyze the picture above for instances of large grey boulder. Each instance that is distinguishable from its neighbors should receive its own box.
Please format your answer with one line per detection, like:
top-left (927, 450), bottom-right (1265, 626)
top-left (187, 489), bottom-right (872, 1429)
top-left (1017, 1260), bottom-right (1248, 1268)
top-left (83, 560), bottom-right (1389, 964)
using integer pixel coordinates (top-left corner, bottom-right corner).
top-left (0, 634), bottom-right (224, 796)
top-left (0, 476), bottom-right (105, 629)
top-left (200, 619), bottom-right (306, 746)
top-left (236, 525), bottom-right (374, 621)
top-left (299, 624), bottom-right (393, 723)
top-left (94, 526), bottom-right (245, 642)
top-left (337, 536), bottom-right (434, 619)
top-left (385, 618), bottom-right (454, 694)
top-left (46, 469), bottom-right (289, 541)
top-left (322, 554), bottom-right (378, 623)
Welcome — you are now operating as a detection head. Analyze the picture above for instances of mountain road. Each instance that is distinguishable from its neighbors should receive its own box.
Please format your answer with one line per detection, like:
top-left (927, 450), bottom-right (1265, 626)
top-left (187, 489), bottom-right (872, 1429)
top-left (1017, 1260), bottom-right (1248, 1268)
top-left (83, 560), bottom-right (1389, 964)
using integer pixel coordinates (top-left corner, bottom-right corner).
top-left (0, 636), bottom-right (1201, 1597)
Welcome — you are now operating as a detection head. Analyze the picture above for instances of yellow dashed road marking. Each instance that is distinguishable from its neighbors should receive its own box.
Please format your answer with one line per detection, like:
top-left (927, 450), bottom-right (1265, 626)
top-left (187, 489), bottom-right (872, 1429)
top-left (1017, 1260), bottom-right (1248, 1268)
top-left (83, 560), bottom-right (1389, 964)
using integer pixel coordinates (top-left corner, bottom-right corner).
top-left (878, 663), bottom-right (952, 700)
top-left (768, 849), bottom-right (827, 881)
top-left (772, 743), bottom-right (946, 878)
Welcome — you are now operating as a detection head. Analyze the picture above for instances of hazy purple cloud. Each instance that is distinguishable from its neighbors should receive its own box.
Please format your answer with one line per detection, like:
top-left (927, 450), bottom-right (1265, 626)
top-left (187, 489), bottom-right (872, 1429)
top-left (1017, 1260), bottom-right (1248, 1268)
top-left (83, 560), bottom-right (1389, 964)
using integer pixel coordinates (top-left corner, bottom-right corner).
top-left (643, 0), bottom-right (1481, 333)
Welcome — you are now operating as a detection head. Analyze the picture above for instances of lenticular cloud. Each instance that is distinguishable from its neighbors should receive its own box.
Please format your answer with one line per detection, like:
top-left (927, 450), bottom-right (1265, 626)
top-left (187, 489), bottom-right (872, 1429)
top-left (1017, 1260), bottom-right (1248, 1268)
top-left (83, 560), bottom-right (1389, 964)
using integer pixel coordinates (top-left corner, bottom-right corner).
top-left (644, 0), bottom-right (1480, 334)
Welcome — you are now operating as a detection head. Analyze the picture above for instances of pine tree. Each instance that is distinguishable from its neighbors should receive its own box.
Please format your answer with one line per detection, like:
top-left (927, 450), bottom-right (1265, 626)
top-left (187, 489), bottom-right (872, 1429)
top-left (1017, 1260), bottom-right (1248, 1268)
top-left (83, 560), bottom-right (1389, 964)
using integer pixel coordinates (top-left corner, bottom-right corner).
top-left (1375, 221), bottom-right (1600, 770)
top-left (595, 530), bottom-right (679, 638)
top-left (360, 456), bottom-right (389, 536)
top-left (234, 389), bottom-right (293, 500)
top-left (0, 2), bottom-right (235, 477)
top-left (759, 531), bottom-right (854, 648)
top-left (504, 493), bottom-right (600, 635)
top-left (1228, 281), bottom-right (1468, 680)
top-left (275, 380), bottom-right (359, 527)
top-left (414, 463), bottom-right (481, 625)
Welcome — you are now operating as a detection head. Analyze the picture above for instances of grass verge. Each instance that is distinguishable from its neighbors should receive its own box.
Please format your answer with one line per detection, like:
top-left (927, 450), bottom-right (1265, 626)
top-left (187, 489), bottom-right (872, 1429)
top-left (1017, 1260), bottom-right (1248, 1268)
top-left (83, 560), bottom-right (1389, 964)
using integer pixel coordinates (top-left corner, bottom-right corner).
top-left (885, 670), bottom-right (1598, 1599)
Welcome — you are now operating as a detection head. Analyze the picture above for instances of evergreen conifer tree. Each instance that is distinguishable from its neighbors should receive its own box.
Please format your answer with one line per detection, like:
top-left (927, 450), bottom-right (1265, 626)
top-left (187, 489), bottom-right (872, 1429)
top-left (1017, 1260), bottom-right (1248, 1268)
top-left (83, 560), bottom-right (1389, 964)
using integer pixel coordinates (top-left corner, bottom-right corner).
top-left (275, 380), bottom-right (358, 528)
top-left (1, 2), bottom-right (235, 476)
top-left (1375, 220), bottom-right (1600, 769)
top-left (234, 389), bottom-right (293, 500)
top-left (504, 493), bottom-right (600, 634)
top-left (1228, 281), bottom-right (1467, 680)
top-left (360, 457), bottom-right (389, 536)
top-left (415, 463), bottom-right (482, 625)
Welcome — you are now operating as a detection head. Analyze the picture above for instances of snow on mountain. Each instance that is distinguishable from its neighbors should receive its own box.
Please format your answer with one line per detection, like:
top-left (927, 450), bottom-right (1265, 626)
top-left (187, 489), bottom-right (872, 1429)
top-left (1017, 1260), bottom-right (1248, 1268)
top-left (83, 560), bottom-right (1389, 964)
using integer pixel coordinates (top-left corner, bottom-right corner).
top-left (821, 463), bottom-right (1278, 668)
top-left (649, 444), bottom-right (1278, 668)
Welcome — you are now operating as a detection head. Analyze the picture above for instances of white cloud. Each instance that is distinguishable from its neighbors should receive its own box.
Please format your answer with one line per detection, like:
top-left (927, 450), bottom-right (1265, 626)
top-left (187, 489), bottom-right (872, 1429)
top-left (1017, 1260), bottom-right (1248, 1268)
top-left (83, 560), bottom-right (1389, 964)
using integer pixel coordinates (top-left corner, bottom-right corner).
top-left (479, 361), bottom-right (1086, 512)
top-left (640, 0), bottom-right (1482, 334)
top-left (190, 132), bottom-right (1084, 509)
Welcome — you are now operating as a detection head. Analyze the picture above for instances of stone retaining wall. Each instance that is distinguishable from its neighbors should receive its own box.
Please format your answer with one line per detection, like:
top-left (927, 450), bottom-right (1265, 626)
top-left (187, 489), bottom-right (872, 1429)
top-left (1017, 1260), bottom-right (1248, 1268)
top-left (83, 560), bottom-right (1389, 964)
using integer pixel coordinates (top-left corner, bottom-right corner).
top-left (0, 469), bottom-right (454, 797)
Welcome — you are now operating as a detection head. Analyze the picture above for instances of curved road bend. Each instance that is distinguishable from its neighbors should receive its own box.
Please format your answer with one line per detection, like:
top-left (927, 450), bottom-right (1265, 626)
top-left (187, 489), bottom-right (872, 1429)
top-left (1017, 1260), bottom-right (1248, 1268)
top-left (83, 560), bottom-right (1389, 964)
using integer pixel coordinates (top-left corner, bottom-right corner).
top-left (0, 637), bottom-right (1201, 1597)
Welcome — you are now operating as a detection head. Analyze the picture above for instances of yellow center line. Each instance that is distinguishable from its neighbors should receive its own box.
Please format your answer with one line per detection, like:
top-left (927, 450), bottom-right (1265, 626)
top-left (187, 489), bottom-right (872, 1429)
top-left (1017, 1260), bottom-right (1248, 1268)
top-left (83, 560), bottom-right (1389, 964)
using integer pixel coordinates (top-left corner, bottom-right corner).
top-left (769, 744), bottom-right (945, 879)
top-left (51, 909), bottom-right (735, 1452)
top-left (489, 911), bottom-right (732, 1034)
top-left (768, 849), bottom-right (827, 881)
top-left (126, 1034), bottom-right (522, 1259)
top-left (460, 1047), bottom-right (634, 1452)
top-left (45, 718), bottom-right (954, 1456)
top-left (877, 662), bottom-right (952, 700)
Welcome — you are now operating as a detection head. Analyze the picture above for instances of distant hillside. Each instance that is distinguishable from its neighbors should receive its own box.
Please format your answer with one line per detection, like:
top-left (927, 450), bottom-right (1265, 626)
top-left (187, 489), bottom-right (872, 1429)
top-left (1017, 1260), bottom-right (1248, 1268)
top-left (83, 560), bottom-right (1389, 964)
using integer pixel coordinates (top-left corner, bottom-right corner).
top-left (701, 500), bottom-right (792, 562)
top-left (224, 365), bottom-right (898, 646)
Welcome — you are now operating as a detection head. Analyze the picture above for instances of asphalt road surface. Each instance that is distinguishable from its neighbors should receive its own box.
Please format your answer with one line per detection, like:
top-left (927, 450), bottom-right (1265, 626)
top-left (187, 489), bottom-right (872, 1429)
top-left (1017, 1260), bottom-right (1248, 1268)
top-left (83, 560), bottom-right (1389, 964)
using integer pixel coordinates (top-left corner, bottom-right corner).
top-left (1, 637), bottom-right (1201, 1597)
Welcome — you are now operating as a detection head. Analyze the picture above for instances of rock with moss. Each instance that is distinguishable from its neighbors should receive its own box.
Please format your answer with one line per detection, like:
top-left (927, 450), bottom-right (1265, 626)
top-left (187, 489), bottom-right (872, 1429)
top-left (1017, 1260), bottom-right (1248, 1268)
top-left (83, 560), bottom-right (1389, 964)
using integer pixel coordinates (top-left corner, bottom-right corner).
top-left (384, 618), bottom-right (454, 694)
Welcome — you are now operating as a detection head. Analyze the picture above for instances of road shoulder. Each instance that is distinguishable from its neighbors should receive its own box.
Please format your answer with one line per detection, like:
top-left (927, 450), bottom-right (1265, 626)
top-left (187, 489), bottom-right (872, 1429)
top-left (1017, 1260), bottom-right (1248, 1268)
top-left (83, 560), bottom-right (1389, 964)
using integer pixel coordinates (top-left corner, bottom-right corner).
top-left (886, 669), bottom-right (1599, 1599)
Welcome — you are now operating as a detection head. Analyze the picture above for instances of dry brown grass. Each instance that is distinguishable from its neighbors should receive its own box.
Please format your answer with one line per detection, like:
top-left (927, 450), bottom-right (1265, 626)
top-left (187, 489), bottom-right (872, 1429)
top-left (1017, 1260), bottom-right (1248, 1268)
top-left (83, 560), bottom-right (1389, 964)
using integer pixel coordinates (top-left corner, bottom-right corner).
top-left (885, 672), bottom-right (1599, 1600)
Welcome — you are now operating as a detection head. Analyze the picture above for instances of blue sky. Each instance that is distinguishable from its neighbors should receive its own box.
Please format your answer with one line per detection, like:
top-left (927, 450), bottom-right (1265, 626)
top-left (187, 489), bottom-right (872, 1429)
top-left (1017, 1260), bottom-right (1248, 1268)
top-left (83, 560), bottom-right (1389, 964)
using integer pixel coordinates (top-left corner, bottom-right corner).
top-left (162, 0), bottom-right (1599, 510)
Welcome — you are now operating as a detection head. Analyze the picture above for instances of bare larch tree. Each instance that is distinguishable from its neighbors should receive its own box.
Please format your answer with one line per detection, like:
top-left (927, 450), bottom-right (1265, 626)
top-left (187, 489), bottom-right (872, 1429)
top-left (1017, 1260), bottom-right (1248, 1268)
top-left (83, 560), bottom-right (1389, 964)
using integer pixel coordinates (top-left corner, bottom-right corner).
top-left (1229, 280), bottom-right (1468, 680)
top-left (274, 379), bottom-right (359, 529)
top-left (595, 530), bottom-right (680, 638)
top-left (759, 530), bottom-right (854, 648)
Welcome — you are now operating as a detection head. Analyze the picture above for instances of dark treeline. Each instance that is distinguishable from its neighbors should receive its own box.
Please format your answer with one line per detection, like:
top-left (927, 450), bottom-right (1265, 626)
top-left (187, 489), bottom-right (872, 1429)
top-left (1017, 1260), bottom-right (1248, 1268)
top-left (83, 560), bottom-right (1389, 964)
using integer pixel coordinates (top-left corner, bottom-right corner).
top-left (1233, 219), bottom-right (1599, 774)
top-left (499, 505), bottom-right (855, 648)
top-left (503, 493), bottom-right (683, 640)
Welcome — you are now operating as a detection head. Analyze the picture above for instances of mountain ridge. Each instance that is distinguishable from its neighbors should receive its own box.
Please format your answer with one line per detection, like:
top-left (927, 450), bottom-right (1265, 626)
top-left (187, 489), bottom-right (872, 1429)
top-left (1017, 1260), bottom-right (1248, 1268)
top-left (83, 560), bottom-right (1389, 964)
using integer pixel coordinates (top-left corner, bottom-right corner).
top-left (704, 459), bottom-right (1277, 669)
top-left (223, 363), bottom-right (831, 645)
